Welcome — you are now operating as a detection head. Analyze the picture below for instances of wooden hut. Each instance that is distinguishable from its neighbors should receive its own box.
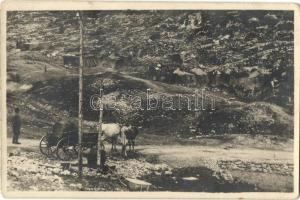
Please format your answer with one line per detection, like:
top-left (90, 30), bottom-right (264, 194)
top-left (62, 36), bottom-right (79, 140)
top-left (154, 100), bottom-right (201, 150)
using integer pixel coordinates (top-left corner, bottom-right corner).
top-left (63, 54), bottom-right (98, 68)
top-left (63, 54), bottom-right (80, 68)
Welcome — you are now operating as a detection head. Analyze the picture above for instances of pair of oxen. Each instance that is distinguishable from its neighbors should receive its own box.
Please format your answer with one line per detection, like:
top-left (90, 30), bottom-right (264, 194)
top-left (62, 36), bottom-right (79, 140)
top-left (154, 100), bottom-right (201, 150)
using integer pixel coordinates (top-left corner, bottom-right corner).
top-left (99, 123), bottom-right (139, 156)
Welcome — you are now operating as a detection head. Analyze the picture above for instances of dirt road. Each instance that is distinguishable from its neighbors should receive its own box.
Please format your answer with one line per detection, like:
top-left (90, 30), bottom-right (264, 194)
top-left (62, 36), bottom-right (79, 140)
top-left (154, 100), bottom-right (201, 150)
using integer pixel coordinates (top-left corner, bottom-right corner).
top-left (7, 137), bottom-right (293, 166)
top-left (137, 145), bottom-right (293, 167)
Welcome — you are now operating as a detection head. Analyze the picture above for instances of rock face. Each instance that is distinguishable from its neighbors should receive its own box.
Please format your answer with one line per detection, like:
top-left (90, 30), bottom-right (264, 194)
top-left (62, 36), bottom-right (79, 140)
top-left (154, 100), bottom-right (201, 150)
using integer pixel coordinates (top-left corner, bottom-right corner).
top-left (6, 10), bottom-right (294, 137)
top-left (7, 10), bottom-right (294, 109)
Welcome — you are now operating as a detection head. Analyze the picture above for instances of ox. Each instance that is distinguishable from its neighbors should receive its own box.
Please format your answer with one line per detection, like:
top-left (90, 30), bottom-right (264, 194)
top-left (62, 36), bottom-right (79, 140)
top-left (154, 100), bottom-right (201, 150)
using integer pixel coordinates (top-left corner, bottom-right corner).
top-left (120, 125), bottom-right (139, 156)
top-left (100, 123), bottom-right (121, 151)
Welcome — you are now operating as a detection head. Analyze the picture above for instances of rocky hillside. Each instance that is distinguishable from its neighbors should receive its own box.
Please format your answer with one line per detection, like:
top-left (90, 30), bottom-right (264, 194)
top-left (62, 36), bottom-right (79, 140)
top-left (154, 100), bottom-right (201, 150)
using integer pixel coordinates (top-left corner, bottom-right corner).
top-left (7, 10), bottom-right (294, 109)
top-left (6, 10), bottom-right (294, 136)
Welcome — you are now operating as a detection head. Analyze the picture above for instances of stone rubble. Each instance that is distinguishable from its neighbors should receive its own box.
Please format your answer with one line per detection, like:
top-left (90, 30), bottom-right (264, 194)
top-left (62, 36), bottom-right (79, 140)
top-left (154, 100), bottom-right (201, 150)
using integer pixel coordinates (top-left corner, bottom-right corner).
top-left (217, 160), bottom-right (293, 176)
top-left (7, 151), bottom-right (173, 191)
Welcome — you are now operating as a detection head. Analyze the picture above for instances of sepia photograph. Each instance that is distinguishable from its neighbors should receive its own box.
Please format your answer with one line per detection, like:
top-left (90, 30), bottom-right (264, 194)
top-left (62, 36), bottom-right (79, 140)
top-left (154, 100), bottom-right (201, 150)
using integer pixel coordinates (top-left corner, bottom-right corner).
top-left (0, 1), bottom-right (299, 199)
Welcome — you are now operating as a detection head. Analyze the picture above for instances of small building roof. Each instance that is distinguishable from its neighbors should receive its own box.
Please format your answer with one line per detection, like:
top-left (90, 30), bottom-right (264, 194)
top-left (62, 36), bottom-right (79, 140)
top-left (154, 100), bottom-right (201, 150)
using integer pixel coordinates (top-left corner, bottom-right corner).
top-left (173, 68), bottom-right (193, 76)
top-left (190, 68), bottom-right (207, 76)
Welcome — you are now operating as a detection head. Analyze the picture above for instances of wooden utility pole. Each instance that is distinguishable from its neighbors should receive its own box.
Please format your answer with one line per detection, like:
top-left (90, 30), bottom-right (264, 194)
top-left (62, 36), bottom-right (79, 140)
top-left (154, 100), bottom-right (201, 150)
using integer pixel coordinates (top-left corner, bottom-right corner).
top-left (97, 81), bottom-right (104, 169)
top-left (78, 11), bottom-right (84, 177)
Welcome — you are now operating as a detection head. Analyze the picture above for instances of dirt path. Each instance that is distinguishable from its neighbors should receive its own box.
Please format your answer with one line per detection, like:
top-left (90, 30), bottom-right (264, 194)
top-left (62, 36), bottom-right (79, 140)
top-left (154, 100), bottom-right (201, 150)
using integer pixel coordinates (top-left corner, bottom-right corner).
top-left (81, 70), bottom-right (239, 105)
top-left (7, 137), bottom-right (293, 166)
top-left (136, 145), bottom-right (293, 167)
top-left (7, 138), bottom-right (40, 153)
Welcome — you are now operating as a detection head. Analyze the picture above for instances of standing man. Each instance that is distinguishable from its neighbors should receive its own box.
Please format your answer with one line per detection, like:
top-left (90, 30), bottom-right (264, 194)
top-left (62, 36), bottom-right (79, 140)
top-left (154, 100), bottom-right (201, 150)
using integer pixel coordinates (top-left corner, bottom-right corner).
top-left (12, 107), bottom-right (22, 144)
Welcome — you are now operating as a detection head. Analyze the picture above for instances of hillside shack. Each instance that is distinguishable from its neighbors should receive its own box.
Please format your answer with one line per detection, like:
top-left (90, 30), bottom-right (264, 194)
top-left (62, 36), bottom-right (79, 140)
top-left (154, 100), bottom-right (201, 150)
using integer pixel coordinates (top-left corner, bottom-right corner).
top-left (17, 41), bottom-right (50, 51)
top-left (63, 54), bottom-right (80, 68)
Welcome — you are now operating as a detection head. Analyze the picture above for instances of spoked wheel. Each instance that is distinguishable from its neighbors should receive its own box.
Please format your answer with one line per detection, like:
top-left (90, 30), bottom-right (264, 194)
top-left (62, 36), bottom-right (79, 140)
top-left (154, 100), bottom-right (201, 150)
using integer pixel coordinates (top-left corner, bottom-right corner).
top-left (56, 137), bottom-right (78, 161)
top-left (39, 135), bottom-right (54, 157)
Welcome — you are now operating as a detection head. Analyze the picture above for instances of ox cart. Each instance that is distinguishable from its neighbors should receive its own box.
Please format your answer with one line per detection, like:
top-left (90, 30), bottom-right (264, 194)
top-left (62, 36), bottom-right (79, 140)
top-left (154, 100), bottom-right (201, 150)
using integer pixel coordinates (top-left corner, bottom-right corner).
top-left (39, 124), bottom-right (137, 160)
top-left (39, 132), bottom-right (101, 161)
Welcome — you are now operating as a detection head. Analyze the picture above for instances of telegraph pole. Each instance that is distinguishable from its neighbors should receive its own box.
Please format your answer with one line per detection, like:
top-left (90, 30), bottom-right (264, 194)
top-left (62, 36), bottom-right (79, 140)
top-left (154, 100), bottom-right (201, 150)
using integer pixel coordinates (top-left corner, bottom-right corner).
top-left (77, 11), bottom-right (84, 178)
top-left (97, 81), bottom-right (104, 169)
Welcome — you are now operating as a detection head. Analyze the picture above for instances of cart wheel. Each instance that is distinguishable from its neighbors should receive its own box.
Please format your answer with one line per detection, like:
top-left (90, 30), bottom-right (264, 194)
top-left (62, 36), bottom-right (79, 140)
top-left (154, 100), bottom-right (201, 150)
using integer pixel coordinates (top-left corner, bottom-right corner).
top-left (56, 137), bottom-right (78, 161)
top-left (39, 135), bottom-right (52, 157)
